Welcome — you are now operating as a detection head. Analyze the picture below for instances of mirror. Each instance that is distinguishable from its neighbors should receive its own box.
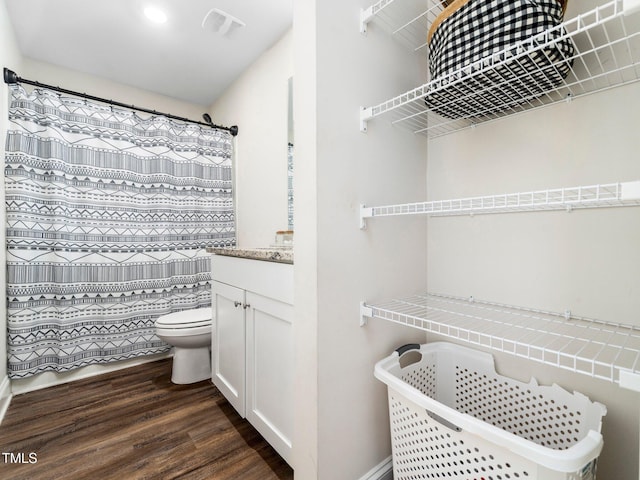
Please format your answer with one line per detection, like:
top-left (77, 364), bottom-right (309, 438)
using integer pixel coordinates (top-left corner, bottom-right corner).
top-left (287, 76), bottom-right (294, 231)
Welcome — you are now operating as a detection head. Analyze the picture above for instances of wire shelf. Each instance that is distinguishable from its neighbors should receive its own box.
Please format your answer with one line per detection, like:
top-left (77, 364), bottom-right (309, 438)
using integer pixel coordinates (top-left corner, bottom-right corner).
top-left (361, 293), bottom-right (640, 391)
top-left (360, 0), bottom-right (443, 52)
top-left (360, 0), bottom-right (640, 138)
top-left (360, 180), bottom-right (640, 227)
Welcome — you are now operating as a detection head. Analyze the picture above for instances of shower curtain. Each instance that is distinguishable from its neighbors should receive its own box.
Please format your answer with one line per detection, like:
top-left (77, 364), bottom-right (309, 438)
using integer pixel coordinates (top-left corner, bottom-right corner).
top-left (4, 85), bottom-right (235, 379)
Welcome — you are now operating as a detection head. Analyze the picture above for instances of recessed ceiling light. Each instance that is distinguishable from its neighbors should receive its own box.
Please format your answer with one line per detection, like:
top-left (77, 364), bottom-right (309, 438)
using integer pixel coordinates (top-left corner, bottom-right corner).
top-left (144, 6), bottom-right (167, 24)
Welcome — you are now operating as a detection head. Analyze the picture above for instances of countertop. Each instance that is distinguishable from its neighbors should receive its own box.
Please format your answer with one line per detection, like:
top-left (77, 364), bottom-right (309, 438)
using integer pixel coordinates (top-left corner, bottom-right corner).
top-left (207, 246), bottom-right (293, 264)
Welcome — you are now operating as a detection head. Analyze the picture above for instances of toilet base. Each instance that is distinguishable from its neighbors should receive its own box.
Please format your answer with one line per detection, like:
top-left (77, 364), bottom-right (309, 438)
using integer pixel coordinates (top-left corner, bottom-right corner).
top-left (171, 346), bottom-right (211, 384)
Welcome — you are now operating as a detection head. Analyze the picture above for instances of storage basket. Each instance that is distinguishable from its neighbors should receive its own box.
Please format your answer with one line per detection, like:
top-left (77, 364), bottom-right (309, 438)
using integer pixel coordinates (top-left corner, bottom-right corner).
top-left (424, 0), bottom-right (575, 119)
top-left (375, 342), bottom-right (606, 480)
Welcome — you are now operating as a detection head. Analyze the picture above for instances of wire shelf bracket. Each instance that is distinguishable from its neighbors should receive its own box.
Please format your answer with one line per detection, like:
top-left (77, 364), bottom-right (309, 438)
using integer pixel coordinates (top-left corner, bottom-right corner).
top-left (359, 181), bottom-right (640, 227)
top-left (360, 4), bottom-right (377, 34)
top-left (360, 301), bottom-right (373, 326)
top-left (360, 0), bottom-right (640, 138)
top-left (360, 293), bottom-right (640, 392)
top-left (360, 106), bottom-right (374, 133)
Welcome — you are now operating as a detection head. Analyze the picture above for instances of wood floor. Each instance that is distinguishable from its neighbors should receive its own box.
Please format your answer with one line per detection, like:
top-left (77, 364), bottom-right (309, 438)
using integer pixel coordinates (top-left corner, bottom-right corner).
top-left (0, 359), bottom-right (294, 480)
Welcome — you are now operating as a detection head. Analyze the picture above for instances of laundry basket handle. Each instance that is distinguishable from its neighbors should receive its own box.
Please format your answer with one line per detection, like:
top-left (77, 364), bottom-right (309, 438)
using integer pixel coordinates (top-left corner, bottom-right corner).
top-left (395, 343), bottom-right (421, 356)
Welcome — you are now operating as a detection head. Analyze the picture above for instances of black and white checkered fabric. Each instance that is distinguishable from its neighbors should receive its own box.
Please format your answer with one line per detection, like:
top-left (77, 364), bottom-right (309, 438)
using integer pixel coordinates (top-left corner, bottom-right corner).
top-left (425, 0), bottom-right (574, 119)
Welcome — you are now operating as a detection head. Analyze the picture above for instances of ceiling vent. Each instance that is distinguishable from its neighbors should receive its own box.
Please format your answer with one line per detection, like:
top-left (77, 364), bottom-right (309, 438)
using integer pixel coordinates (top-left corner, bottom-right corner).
top-left (202, 8), bottom-right (245, 37)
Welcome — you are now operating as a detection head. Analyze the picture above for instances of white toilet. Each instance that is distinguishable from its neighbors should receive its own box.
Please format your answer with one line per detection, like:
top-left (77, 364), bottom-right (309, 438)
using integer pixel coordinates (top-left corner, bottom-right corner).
top-left (155, 308), bottom-right (212, 384)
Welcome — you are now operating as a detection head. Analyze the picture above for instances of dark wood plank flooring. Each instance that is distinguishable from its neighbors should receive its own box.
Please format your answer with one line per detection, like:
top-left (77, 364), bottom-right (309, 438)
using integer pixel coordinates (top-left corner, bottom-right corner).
top-left (0, 359), bottom-right (293, 480)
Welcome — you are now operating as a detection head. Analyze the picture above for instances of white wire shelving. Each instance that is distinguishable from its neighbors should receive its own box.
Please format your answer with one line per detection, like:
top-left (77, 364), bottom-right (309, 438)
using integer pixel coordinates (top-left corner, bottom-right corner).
top-left (360, 0), bottom-right (444, 52)
top-left (359, 180), bottom-right (640, 228)
top-left (359, 0), bottom-right (640, 138)
top-left (360, 293), bottom-right (640, 392)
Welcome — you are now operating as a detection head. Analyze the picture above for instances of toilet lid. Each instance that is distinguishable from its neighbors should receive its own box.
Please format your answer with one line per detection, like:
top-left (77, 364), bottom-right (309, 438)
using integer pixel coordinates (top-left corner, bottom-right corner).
top-left (155, 308), bottom-right (212, 329)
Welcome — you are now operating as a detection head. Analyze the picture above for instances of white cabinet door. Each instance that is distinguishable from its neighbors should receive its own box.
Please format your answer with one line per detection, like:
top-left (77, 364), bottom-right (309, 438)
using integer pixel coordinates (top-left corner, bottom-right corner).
top-left (245, 291), bottom-right (294, 464)
top-left (212, 280), bottom-right (246, 417)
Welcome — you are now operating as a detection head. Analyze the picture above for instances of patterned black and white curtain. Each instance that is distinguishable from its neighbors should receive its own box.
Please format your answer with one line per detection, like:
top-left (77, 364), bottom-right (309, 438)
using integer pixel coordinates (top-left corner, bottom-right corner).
top-left (4, 85), bottom-right (235, 379)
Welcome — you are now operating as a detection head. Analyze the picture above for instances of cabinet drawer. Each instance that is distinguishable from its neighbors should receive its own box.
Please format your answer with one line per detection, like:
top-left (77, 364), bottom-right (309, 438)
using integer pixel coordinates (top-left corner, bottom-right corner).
top-left (211, 255), bottom-right (293, 305)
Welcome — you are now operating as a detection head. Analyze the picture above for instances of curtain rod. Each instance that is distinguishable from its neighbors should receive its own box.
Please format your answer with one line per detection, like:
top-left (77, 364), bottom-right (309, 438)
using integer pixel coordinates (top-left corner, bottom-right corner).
top-left (3, 67), bottom-right (238, 136)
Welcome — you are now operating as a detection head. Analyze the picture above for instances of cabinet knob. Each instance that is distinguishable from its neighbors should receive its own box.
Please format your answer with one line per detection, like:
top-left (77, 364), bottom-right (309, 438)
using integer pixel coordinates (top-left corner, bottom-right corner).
top-left (234, 301), bottom-right (241, 308)
top-left (243, 303), bottom-right (251, 309)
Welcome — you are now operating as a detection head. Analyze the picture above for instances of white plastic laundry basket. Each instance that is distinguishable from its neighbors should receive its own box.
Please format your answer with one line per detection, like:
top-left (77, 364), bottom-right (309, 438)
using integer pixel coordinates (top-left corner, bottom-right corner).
top-left (375, 342), bottom-right (606, 480)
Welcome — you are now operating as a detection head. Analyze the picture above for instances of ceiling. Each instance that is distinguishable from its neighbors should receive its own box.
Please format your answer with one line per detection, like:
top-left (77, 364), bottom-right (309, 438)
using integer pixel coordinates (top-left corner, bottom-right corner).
top-left (5, 0), bottom-right (293, 106)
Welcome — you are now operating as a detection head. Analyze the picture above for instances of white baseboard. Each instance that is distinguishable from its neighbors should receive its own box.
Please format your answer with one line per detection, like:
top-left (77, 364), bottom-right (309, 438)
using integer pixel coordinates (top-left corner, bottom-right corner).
top-left (358, 455), bottom-right (393, 480)
top-left (0, 375), bottom-right (13, 426)
top-left (10, 352), bottom-right (172, 395)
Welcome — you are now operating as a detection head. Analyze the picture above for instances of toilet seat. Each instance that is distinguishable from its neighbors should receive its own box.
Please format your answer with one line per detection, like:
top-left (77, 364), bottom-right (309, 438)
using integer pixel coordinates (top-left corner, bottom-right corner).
top-left (155, 308), bottom-right (212, 336)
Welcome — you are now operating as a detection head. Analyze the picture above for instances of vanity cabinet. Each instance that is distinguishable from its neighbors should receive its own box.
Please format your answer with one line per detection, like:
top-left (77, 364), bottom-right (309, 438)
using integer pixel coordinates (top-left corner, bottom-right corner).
top-left (211, 253), bottom-right (294, 465)
top-left (211, 280), bottom-right (246, 415)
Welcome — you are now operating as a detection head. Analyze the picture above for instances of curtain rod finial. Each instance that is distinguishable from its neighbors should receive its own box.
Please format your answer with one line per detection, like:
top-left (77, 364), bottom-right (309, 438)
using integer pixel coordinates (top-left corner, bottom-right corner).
top-left (230, 125), bottom-right (239, 137)
top-left (4, 67), bottom-right (19, 85)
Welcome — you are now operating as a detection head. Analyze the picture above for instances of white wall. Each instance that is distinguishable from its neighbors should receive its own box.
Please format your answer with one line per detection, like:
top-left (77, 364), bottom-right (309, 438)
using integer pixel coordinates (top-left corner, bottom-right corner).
top-left (292, 1), bottom-right (318, 475)
top-left (293, 0), bottom-right (429, 478)
top-left (0, 0), bottom-right (23, 415)
top-left (427, 83), bottom-right (640, 479)
top-left (21, 58), bottom-right (206, 121)
top-left (210, 30), bottom-right (293, 248)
